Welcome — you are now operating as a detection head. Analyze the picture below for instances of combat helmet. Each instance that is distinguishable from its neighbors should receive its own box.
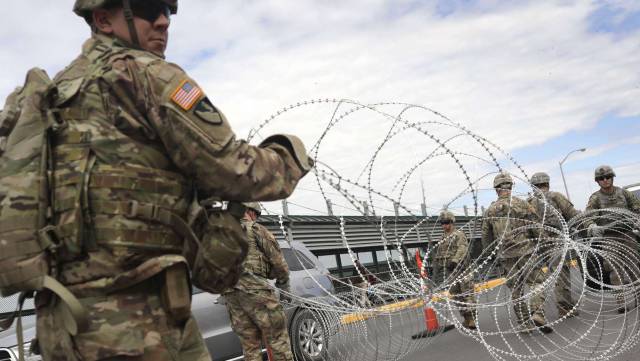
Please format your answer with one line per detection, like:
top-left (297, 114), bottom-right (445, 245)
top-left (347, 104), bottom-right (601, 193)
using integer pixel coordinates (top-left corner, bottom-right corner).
top-left (73, 0), bottom-right (177, 50)
top-left (243, 202), bottom-right (262, 216)
top-left (439, 210), bottom-right (456, 223)
top-left (594, 165), bottom-right (615, 180)
top-left (74, 0), bottom-right (178, 19)
top-left (493, 172), bottom-right (513, 189)
top-left (530, 172), bottom-right (550, 186)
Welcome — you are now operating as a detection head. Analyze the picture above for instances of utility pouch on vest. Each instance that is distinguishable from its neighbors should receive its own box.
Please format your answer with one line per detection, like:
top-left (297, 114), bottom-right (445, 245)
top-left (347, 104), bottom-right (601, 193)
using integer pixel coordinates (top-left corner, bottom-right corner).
top-left (189, 199), bottom-right (248, 294)
top-left (161, 263), bottom-right (191, 323)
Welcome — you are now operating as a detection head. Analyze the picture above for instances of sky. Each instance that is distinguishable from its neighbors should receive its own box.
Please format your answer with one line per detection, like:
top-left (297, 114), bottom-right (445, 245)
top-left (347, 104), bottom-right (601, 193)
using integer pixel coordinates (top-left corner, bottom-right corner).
top-left (1, 0), bottom-right (639, 216)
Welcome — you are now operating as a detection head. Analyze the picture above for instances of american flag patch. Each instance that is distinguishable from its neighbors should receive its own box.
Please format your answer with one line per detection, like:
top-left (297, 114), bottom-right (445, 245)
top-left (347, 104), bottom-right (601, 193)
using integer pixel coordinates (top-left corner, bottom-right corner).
top-left (170, 80), bottom-right (203, 111)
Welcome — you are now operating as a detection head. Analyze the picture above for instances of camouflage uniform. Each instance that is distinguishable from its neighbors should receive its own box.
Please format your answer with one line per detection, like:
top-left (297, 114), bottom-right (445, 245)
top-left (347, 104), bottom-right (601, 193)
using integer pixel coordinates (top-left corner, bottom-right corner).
top-left (586, 185), bottom-right (640, 308)
top-left (528, 189), bottom-right (580, 315)
top-left (35, 30), bottom-right (310, 361)
top-left (432, 228), bottom-right (476, 322)
top-left (223, 220), bottom-right (293, 361)
top-left (482, 192), bottom-right (548, 327)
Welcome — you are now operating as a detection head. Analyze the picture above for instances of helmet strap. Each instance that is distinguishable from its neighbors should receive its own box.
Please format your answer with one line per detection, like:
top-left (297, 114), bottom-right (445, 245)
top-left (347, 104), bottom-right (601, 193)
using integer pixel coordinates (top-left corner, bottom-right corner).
top-left (122, 0), bottom-right (141, 49)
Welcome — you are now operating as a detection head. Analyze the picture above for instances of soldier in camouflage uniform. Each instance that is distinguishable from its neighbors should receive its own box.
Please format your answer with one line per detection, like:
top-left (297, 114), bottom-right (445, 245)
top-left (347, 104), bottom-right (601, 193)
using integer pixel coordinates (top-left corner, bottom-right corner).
top-left (35, 1), bottom-right (313, 360)
top-left (432, 211), bottom-right (477, 329)
top-left (223, 202), bottom-right (294, 361)
top-left (527, 172), bottom-right (580, 318)
top-left (482, 172), bottom-right (552, 333)
top-left (585, 165), bottom-right (640, 313)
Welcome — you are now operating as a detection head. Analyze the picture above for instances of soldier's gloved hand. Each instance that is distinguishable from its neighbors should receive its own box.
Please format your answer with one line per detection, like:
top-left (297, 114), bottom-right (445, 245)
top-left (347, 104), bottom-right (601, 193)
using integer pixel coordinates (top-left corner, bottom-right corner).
top-left (276, 281), bottom-right (292, 303)
top-left (447, 262), bottom-right (458, 272)
top-left (588, 224), bottom-right (604, 238)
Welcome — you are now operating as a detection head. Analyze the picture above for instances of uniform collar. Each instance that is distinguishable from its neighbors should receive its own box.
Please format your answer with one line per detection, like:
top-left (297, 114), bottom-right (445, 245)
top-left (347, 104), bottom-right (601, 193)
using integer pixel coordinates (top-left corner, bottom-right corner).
top-left (83, 33), bottom-right (165, 59)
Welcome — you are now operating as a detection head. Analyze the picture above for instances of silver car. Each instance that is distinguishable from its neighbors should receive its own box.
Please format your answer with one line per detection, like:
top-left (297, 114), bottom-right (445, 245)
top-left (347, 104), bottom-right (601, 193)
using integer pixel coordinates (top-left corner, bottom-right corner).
top-left (0, 240), bottom-right (335, 361)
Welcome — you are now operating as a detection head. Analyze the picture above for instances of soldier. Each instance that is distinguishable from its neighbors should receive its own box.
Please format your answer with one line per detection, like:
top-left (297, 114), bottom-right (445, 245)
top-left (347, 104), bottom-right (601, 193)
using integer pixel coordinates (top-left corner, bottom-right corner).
top-left (223, 202), bottom-right (294, 361)
top-left (527, 172), bottom-right (580, 318)
top-left (432, 211), bottom-right (477, 329)
top-left (585, 165), bottom-right (640, 313)
top-left (35, 1), bottom-right (313, 360)
top-left (482, 172), bottom-right (552, 334)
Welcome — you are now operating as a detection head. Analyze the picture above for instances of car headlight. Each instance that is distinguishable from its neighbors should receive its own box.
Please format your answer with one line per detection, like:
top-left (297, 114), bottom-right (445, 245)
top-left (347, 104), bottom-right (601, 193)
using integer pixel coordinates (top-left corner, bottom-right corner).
top-left (9, 342), bottom-right (42, 361)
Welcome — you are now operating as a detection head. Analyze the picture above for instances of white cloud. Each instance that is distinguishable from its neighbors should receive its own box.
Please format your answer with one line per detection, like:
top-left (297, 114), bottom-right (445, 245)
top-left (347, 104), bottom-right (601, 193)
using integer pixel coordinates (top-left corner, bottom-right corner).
top-left (1, 1), bottom-right (639, 215)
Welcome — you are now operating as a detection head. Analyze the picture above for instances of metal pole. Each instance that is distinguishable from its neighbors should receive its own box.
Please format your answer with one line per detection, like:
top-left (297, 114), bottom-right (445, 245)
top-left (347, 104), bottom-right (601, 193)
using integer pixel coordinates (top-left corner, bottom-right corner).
top-left (559, 162), bottom-right (571, 201)
top-left (558, 148), bottom-right (586, 202)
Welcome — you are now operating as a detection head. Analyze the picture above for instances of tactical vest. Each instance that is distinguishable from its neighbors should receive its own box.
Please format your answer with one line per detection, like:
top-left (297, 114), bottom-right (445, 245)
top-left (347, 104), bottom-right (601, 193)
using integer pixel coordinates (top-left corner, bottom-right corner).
top-left (487, 196), bottom-right (536, 258)
top-left (594, 187), bottom-right (629, 209)
top-left (434, 230), bottom-right (463, 262)
top-left (241, 221), bottom-right (270, 279)
top-left (51, 41), bottom-right (191, 286)
top-left (531, 191), bottom-right (564, 230)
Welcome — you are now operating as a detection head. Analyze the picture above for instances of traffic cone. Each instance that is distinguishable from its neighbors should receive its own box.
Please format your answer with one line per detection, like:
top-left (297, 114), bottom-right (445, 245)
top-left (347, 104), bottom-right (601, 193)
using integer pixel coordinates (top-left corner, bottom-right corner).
top-left (412, 252), bottom-right (455, 339)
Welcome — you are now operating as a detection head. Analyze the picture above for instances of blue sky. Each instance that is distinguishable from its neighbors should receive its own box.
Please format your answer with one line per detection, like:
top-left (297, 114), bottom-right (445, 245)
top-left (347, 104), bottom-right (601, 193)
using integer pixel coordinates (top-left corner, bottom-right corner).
top-left (1, 0), bottom-right (639, 214)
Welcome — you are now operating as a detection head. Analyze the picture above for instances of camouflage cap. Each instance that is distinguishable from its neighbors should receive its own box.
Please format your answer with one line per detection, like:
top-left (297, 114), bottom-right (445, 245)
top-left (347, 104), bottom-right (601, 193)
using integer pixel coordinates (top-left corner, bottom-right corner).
top-left (594, 165), bottom-right (615, 180)
top-left (439, 210), bottom-right (456, 223)
top-left (493, 172), bottom-right (513, 189)
top-left (73, 0), bottom-right (178, 18)
top-left (530, 172), bottom-right (550, 185)
top-left (243, 202), bottom-right (261, 215)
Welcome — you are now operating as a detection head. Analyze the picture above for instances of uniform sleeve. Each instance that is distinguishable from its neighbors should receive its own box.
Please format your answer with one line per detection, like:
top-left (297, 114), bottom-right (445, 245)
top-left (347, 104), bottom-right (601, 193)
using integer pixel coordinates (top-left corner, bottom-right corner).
top-left (524, 200), bottom-right (542, 239)
top-left (585, 194), bottom-right (600, 211)
top-left (554, 193), bottom-right (580, 221)
top-left (623, 189), bottom-right (640, 214)
top-left (143, 61), bottom-right (312, 202)
top-left (481, 208), bottom-right (494, 251)
top-left (451, 231), bottom-right (469, 264)
top-left (257, 224), bottom-right (290, 286)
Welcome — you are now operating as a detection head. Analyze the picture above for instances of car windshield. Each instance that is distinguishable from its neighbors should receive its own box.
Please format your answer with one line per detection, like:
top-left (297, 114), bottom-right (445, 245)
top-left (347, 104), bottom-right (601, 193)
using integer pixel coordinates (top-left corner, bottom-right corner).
top-left (282, 248), bottom-right (315, 271)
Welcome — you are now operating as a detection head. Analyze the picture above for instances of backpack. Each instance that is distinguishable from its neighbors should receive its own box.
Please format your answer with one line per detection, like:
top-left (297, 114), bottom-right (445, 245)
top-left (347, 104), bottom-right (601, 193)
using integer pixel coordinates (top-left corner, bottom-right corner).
top-left (0, 68), bottom-right (87, 335)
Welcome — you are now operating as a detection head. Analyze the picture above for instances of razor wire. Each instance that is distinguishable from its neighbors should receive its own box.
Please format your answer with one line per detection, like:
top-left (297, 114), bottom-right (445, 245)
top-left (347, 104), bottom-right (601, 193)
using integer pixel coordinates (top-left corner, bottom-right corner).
top-left (241, 99), bottom-right (640, 361)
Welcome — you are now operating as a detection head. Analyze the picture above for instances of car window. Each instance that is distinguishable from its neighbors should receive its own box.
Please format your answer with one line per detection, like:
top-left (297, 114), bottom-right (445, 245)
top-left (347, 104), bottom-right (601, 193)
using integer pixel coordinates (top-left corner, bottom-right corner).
top-left (282, 249), bottom-right (316, 271)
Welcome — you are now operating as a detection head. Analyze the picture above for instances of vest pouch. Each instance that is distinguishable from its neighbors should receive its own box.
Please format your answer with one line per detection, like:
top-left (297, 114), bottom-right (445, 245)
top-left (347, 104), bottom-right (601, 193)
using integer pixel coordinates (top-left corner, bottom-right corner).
top-left (52, 133), bottom-right (95, 261)
top-left (161, 263), bottom-right (191, 323)
top-left (191, 203), bottom-right (248, 294)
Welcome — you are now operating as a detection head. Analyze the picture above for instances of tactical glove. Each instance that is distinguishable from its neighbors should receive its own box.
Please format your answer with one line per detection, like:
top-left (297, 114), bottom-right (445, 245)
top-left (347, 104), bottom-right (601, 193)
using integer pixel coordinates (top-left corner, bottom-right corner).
top-left (447, 262), bottom-right (458, 272)
top-left (276, 281), bottom-right (292, 303)
top-left (588, 224), bottom-right (604, 238)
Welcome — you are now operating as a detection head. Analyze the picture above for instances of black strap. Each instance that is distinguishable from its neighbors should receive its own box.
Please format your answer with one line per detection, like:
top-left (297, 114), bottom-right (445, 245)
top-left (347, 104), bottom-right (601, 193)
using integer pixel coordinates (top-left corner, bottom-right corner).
top-left (122, 0), bottom-right (141, 49)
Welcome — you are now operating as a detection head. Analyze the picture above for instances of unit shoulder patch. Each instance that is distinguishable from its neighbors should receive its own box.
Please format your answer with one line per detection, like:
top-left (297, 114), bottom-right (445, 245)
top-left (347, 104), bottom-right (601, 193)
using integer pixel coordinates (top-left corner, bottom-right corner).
top-left (194, 97), bottom-right (223, 125)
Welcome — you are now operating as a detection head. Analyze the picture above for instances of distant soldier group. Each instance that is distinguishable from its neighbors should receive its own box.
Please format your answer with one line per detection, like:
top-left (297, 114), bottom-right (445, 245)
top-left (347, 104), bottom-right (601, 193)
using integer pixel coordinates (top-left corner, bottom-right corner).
top-left (432, 164), bottom-right (639, 336)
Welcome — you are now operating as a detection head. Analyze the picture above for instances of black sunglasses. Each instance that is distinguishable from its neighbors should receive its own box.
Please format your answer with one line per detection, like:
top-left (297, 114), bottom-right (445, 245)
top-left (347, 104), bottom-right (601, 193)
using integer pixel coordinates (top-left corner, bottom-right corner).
top-left (440, 220), bottom-right (452, 225)
top-left (130, 0), bottom-right (171, 23)
top-left (595, 175), bottom-right (613, 182)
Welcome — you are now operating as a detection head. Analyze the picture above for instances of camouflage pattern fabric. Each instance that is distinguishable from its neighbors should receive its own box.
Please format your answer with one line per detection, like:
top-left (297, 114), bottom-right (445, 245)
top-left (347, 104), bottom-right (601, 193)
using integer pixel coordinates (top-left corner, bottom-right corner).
top-left (482, 193), bottom-right (547, 323)
top-left (432, 229), bottom-right (475, 318)
top-left (36, 33), bottom-right (310, 361)
top-left (586, 186), bottom-right (640, 216)
top-left (501, 257), bottom-right (547, 324)
top-left (585, 186), bottom-right (640, 298)
top-left (482, 193), bottom-right (541, 259)
top-left (224, 221), bottom-right (293, 361)
top-left (225, 290), bottom-right (293, 361)
top-left (227, 220), bottom-right (290, 292)
top-left (527, 190), bottom-right (580, 313)
top-left (36, 285), bottom-right (210, 361)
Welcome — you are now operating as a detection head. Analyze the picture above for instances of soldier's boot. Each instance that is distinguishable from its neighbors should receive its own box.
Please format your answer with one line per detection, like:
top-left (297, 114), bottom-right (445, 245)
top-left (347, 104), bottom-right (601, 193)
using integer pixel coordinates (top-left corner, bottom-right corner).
top-left (616, 294), bottom-right (638, 313)
top-left (616, 293), bottom-right (627, 313)
top-left (462, 314), bottom-right (476, 330)
top-left (558, 305), bottom-right (580, 319)
top-left (530, 313), bottom-right (553, 334)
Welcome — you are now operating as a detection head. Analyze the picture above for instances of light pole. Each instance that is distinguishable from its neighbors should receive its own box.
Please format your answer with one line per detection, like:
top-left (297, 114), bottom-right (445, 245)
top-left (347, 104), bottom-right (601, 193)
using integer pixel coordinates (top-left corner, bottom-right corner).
top-left (559, 148), bottom-right (586, 201)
